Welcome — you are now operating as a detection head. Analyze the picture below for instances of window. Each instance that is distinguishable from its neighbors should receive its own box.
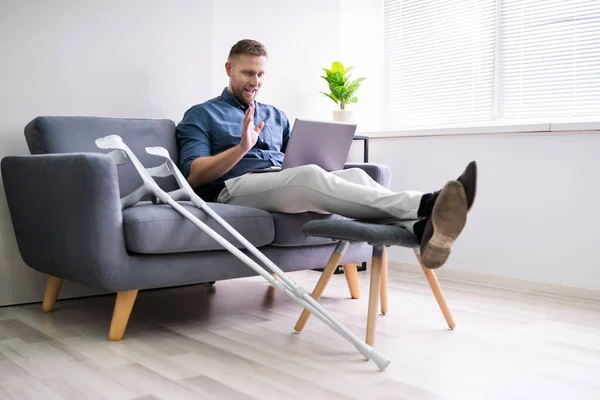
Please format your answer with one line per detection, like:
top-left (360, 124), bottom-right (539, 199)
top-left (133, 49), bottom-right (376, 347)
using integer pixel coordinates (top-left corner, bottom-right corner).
top-left (384, 0), bottom-right (600, 129)
top-left (500, 0), bottom-right (600, 120)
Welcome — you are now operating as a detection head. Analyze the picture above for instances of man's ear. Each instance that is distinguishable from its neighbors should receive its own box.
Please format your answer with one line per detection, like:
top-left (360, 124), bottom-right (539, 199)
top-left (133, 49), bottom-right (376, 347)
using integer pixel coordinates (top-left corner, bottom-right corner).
top-left (225, 62), bottom-right (232, 77)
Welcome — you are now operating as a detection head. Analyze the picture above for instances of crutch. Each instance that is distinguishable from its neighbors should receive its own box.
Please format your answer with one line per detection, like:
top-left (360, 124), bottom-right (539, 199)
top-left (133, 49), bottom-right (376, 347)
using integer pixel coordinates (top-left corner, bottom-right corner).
top-left (95, 134), bottom-right (390, 371)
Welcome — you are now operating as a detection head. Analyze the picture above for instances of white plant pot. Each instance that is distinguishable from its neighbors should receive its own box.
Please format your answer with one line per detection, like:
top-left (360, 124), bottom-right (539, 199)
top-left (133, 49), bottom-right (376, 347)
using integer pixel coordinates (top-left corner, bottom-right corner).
top-left (332, 109), bottom-right (354, 123)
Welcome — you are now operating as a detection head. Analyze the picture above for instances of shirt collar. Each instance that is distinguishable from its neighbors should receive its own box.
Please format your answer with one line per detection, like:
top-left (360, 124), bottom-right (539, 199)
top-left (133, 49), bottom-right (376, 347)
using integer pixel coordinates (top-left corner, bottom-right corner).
top-left (220, 87), bottom-right (254, 111)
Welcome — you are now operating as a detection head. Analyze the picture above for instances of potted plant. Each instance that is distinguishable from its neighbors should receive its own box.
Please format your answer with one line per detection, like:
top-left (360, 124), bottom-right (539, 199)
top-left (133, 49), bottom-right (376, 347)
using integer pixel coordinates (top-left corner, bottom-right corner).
top-left (320, 61), bottom-right (366, 122)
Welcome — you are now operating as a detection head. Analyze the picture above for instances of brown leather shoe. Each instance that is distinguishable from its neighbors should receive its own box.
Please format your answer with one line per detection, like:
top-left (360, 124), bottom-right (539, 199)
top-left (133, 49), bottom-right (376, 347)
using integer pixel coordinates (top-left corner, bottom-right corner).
top-left (417, 161), bottom-right (478, 218)
top-left (457, 161), bottom-right (477, 211)
top-left (420, 180), bottom-right (468, 269)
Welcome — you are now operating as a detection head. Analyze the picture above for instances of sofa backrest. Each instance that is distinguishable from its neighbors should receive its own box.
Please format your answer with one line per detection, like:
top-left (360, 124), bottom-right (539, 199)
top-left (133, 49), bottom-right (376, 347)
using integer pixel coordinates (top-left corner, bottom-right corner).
top-left (24, 116), bottom-right (180, 196)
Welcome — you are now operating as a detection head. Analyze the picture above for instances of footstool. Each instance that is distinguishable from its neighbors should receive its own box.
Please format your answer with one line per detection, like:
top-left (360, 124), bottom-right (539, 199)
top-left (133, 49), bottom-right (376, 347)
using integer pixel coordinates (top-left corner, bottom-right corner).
top-left (293, 219), bottom-right (456, 346)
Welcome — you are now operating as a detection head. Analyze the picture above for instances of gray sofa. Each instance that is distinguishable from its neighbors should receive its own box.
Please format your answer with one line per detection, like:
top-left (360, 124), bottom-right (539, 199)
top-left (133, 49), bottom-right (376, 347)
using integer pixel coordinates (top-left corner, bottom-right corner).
top-left (1, 116), bottom-right (392, 340)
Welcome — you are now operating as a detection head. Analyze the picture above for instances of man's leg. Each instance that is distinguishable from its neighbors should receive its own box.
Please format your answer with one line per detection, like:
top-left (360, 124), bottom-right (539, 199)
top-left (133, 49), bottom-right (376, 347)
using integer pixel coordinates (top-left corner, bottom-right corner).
top-left (329, 167), bottom-right (393, 191)
top-left (217, 164), bottom-right (422, 221)
top-left (217, 162), bottom-right (477, 269)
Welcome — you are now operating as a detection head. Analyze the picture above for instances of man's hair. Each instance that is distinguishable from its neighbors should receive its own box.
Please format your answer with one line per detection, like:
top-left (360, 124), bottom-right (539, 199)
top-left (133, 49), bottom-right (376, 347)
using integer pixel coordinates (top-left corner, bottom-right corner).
top-left (227, 39), bottom-right (268, 61)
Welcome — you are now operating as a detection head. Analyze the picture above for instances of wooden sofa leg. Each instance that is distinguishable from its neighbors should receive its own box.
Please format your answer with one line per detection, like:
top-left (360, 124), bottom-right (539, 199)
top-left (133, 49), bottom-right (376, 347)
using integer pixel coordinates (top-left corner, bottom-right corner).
top-left (417, 255), bottom-right (456, 329)
top-left (109, 290), bottom-right (139, 341)
top-left (42, 276), bottom-right (63, 312)
top-left (342, 263), bottom-right (360, 299)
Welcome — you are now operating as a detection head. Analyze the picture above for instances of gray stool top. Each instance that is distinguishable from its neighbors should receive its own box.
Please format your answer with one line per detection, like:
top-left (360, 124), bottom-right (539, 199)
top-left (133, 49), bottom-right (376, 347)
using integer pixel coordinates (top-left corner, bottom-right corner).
top-left (301, 219), bottom-right (419, 248)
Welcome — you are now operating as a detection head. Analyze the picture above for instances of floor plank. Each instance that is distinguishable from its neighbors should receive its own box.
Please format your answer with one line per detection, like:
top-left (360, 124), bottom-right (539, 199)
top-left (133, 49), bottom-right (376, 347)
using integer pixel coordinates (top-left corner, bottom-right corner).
top-left (0, 267), bottom-right (599, 400)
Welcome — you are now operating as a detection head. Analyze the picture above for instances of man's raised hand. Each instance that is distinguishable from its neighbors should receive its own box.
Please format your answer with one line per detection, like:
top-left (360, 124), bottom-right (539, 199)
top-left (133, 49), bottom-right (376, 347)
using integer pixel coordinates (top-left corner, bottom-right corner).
top-left (239, 102), bottom-right (265, 152)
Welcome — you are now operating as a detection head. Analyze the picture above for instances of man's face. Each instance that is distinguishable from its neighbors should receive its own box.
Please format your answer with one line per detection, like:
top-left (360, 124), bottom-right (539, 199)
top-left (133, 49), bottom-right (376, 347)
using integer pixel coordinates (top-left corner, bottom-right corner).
top-left (226, 54), bottom-right (267, 105)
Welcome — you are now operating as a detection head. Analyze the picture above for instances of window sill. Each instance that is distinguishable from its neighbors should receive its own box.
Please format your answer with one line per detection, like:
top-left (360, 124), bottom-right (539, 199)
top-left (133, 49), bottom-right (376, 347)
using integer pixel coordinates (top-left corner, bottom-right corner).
top-left (360, 120), bottom-right (600, 139)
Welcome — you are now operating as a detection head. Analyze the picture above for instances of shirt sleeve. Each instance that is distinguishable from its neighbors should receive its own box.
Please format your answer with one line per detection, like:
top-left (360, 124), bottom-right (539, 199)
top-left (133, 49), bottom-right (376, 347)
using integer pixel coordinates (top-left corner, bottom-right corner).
top-left (175, 106), bottom-right (211, 179)
top-left (280, 112), bottom-right (291, 153)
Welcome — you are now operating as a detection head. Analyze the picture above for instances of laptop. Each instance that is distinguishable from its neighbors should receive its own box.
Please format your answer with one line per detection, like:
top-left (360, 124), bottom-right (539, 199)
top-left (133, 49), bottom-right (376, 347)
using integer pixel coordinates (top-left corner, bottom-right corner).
top-left (248, 118), bottom-right (358, 173)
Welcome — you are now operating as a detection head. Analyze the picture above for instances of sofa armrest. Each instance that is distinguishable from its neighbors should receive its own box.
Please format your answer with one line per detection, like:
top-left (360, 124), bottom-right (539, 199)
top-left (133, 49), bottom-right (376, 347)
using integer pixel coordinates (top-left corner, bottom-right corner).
top-left (344, 162), bottom-right (392, 189)
top-left (1, 153), bottom-right (130, 289)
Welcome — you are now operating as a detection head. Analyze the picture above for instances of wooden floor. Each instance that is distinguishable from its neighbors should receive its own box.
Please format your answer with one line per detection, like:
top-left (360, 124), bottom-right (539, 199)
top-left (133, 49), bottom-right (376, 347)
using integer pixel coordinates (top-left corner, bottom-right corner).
top-left (1, 264), bottom-right (600, 400)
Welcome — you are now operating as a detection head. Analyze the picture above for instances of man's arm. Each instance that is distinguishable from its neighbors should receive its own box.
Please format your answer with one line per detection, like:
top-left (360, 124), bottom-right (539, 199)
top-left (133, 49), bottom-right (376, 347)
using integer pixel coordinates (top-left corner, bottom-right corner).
top-left (187, 144), bottom-right (247, 187)
top-left (186, 102), bottom-right (265, 187)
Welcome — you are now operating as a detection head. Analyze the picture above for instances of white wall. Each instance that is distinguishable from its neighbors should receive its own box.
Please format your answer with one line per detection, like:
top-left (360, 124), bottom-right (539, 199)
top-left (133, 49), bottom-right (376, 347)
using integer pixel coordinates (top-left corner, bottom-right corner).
top-left (0, 0), bottom-right (213, 306)
top-left (368, 131), bottom-right (600, 290)
top-left (340, 0), bottom-right (384, 132)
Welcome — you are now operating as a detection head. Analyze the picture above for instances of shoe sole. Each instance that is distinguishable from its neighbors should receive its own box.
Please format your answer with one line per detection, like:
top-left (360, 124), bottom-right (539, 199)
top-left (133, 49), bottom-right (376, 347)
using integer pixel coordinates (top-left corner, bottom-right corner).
top-left (421, 181), bottom-right (468, 269)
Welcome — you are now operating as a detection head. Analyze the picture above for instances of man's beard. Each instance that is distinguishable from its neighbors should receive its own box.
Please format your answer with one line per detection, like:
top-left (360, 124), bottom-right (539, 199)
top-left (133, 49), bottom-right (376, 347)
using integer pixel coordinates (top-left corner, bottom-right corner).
top-left (233, 86), bottom-right (256, 105)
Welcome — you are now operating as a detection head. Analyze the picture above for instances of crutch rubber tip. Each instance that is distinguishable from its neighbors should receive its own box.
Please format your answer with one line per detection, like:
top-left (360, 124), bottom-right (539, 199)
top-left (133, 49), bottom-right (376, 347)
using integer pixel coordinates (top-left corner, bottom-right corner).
top-left (369, 352), bottom-right (391, 371)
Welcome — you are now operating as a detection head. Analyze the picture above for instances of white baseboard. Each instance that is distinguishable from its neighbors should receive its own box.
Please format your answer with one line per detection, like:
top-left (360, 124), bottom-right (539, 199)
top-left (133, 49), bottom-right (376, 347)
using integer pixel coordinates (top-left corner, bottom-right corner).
top-left (388, 260), bottom-right (600, 302)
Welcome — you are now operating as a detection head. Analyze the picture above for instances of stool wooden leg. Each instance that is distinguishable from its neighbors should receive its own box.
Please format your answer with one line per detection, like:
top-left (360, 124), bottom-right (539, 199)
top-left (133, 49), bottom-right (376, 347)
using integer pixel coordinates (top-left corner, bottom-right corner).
top-left (342, 264), bottom-right (360, 299)
top-left (294, 241), bottom-right (349, 332)
top-left (380, 248), bottom-right (388, 315)
top-left (366, 245), bottom-right (384, 346)
top-left (417, 255), bottom-right (456, 329)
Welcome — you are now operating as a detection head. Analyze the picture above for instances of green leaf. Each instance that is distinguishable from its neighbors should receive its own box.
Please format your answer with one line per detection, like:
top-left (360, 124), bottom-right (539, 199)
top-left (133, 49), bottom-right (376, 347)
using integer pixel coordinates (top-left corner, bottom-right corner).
top-left (320, 91), bottom-right (339, 104)
top-left (339, 87), bottom-right (350, 102)
top-left (331, 61), bottom-right (345, 74)
top-left (343, 66), bottom-right (354, 81)
top-left (331, 85), bottom-right (343, 100)
top-left (333, 72), bottom-right (345, 85)
top-left (319, 92), bottom-right (338, 103)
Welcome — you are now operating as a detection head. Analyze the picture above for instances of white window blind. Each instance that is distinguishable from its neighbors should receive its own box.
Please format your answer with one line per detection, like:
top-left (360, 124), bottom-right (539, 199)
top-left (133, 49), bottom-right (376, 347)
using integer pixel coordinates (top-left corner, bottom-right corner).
top-left (383, 0), bottom-right (600, 129)
top-left (383, 0), bottom-right (497, 129)
top-left (500, 0), bottom-right (600, 120)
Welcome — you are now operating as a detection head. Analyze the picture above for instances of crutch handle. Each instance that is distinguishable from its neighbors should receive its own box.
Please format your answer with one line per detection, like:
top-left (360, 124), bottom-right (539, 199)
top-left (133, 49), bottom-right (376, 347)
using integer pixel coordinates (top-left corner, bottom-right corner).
top-left (95, 134), bottom-right (125, 150)
top-left (145, 146), bottom-right (171, 159)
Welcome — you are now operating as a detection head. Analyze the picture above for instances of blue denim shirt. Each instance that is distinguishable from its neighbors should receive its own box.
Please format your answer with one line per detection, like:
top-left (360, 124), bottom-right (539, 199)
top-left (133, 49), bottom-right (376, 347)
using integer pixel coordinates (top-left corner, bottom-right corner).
top-left (176, 88), bottom-right (291, 187)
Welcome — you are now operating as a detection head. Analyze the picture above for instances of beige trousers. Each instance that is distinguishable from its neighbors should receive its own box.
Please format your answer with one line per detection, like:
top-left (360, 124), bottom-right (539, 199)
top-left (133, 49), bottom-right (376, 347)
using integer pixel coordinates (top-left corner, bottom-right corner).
top-left (216, 165), bottom-right (423, 223)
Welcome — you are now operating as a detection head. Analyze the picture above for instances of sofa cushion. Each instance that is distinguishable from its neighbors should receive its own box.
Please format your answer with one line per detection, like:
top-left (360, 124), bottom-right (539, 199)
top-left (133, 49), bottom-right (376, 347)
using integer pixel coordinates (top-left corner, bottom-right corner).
top-left (269, 212), bottom-right (349, 247)
top-left (123, 201), bottom-right (274, 254)
top-left (24, 116), bottom-right (179, 197)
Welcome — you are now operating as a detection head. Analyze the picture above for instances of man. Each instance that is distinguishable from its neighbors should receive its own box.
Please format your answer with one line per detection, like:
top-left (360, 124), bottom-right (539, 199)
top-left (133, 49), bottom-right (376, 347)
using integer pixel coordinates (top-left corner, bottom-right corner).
top-left (176, 39), bottom-right (477, 269)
